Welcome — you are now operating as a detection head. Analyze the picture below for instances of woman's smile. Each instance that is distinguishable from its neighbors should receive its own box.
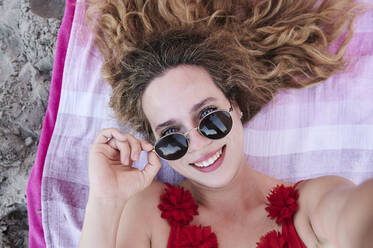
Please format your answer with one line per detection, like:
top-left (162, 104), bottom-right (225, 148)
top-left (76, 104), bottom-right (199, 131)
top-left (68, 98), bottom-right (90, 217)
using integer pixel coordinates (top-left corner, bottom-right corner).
top-left (189, 145), bottom-right (226, 172)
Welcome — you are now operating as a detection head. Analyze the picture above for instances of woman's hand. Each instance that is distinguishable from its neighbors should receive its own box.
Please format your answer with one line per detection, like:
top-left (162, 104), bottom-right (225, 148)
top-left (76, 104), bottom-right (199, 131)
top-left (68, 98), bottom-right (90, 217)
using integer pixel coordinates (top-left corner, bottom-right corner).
top-left (88, 128), bottom-right (162, 203)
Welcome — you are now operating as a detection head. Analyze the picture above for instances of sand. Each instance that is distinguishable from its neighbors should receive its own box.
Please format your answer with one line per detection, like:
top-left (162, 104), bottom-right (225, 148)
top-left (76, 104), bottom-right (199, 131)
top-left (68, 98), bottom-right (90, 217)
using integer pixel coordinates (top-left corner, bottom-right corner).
top-left (0, 0), bottom-right (64, 246)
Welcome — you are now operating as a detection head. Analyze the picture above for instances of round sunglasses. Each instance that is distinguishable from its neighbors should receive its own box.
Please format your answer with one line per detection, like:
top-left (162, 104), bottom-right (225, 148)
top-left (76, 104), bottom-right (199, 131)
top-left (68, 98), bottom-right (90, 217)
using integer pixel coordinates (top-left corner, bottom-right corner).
top-left (153, 106), bottom-right (233, 160)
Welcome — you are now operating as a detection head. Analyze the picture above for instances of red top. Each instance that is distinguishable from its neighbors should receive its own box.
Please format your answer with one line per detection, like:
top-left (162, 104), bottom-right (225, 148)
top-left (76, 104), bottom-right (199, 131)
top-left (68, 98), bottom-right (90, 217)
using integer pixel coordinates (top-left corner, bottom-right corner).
top-left (158, 182), bottom-right (306, 248)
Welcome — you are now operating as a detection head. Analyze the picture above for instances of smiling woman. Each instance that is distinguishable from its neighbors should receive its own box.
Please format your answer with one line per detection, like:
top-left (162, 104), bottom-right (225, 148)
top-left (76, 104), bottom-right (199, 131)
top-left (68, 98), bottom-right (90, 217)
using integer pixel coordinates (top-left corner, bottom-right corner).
top-left (79, 0), bottom-right (373, 248)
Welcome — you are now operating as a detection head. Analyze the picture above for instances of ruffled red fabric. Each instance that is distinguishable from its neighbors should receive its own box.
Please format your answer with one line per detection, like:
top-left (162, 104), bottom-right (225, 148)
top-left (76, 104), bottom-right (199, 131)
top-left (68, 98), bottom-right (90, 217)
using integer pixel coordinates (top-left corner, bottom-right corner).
top-left (265, 184), bottom-right (299, 225)
top-left (158, 183), bottom-right (217, 248)
top-left (257, 184), bottom-right (306, 248)
top-left (173, 225), bottom-right (218, 248)
top-left (256, 230), bottom-right (287, 248)
top-left (159, 183), bottom-right (306, 248)
top-left (158, 183), bottom-right (199, 226)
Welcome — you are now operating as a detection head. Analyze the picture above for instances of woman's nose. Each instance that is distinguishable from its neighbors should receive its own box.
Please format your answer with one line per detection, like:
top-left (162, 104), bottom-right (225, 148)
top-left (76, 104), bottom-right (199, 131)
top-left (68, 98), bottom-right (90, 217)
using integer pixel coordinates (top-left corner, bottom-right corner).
top-left (187, 128), bottom-right (211, 152)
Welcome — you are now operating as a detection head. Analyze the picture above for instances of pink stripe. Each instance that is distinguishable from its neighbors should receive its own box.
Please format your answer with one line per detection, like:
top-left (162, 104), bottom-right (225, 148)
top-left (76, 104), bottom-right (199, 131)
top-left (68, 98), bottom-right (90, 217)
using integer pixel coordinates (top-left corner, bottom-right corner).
top-left (43, 135), bottom-right (92, 183)
top-left (61, 5), bottom-right (110, 94)
top-left (330, 8), bottom-right (373, 56)
top-left (61, 35), bottom-right (110, 94)
top-left (265, 55), bottom-right (373, 107)
top-left (70, 3), bottom-right (92, 47)
top-left (346, 32), bottom-right (373, 57)
top-left (52, 113), bottom-right (107, 140)
top-left (26, 1), bottom-right (76, 247)
top-left (43, 177), bottom-right (89, 209)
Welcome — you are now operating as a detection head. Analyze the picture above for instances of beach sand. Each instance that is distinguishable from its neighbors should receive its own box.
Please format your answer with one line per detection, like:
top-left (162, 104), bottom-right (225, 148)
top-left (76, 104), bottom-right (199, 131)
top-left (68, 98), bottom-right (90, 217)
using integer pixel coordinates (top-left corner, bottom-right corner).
top-left (0, 0), bottom-right (64, 246)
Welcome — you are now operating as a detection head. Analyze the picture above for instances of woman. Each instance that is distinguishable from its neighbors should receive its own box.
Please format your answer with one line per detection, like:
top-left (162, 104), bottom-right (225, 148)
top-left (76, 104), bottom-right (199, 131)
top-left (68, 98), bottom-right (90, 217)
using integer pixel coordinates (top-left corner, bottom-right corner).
top-left (80, 0), bottom-right (373, 247)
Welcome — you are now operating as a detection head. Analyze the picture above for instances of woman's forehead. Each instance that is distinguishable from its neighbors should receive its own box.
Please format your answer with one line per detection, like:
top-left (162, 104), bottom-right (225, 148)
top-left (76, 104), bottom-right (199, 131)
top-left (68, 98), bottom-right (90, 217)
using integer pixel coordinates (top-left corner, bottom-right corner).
top-left (141, 65), bottom-right (226, 124)
top-left (143, 66), bottom-right (225, 106)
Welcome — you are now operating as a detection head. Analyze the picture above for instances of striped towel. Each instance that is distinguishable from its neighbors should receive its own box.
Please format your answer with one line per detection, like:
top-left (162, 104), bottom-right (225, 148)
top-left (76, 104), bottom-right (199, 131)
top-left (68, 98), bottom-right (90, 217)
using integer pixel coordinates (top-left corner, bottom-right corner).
top-left (28, 1), bottom-right (373, 247)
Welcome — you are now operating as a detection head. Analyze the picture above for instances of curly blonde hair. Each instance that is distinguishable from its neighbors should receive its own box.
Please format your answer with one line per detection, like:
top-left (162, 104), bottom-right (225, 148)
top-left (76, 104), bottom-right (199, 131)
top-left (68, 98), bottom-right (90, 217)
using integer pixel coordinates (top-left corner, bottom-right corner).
top-left (86, 0), bottom-right (366, 142)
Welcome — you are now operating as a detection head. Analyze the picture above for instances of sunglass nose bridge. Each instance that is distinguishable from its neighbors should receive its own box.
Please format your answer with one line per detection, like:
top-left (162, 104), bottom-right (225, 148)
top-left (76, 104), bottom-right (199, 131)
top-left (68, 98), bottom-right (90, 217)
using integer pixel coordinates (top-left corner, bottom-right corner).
top-left (184, 126), bottom-right (199, 140)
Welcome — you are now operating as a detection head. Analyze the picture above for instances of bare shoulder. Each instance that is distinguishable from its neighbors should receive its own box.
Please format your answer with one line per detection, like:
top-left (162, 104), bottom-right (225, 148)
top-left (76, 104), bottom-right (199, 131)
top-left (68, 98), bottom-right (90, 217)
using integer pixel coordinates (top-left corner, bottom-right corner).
top-left (126, 180), bottom-right (166, 208)
top-left (294, 176), bottom-right (355, 220)
top-left (122, 180), bottom-right (166, 223)
top-left (297, 176), bottom-right (354, 196)
top-left (297, 176), bottom-right (355, 208)
top-left (116, 181), bottom-right (167, 247)
top-left (293, 176), bottom-right (356, 246)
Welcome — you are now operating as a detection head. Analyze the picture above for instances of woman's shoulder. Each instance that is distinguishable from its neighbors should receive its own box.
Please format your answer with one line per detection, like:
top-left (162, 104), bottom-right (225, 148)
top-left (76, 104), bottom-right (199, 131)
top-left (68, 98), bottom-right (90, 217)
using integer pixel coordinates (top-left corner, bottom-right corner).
top-left (125, 180), bottom-right (167, 213)
top-left (296, 176), bottom-right (354, 208)
top-left (296, 176), bottom-right (354, 194)
top-left (116, 181), bottom-right (170, 247)
top-left (293, 176), bottom-right (354, 232)
top-left (293, 176), bottom-right (356, 247)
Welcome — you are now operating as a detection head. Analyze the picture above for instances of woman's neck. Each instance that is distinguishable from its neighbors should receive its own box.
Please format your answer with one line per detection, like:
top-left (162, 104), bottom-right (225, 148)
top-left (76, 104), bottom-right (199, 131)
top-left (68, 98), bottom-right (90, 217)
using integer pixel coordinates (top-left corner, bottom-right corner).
top-left (182, 157), bottom-right (287, 215)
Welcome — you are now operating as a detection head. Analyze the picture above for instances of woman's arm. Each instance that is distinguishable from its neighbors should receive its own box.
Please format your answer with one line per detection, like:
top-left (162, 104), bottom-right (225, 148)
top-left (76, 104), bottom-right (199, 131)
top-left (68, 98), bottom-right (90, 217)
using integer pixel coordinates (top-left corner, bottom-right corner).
top-left (115, 182), bottom-right (164, 247)
top-left (296, 176), bottom-right (373, 248)
top-left (78, 128), bottom-right (161, 248)
top-left (79, 197), bottom-right (127, 248)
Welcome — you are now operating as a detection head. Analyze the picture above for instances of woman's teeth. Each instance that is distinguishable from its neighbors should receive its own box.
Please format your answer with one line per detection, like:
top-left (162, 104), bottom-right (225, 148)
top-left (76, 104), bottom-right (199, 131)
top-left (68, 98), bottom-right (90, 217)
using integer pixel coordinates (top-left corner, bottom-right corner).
top-left (194, 148), bottom-right (223, 168)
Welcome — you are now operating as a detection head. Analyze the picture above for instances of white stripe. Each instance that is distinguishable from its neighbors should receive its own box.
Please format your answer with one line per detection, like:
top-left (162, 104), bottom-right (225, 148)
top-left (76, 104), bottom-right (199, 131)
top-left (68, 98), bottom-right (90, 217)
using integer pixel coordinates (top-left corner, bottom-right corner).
top-left (244, 125), bottom-right (373, 156)
top-left (59, 90), bottom-right (113, 118)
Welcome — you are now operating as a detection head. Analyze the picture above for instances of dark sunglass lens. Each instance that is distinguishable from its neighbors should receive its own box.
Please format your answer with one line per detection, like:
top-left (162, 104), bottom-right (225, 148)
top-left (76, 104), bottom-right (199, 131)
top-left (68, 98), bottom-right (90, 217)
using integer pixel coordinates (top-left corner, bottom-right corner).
top-left (154, 133), bottom-right (188, 160)
top-left (199, 111), bottom-right (233, 139)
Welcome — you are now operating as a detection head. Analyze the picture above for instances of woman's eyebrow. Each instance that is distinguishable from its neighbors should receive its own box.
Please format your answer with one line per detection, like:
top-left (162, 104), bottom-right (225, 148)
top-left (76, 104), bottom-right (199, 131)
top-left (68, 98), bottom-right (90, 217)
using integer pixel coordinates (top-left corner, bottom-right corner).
top-left (155, 97), bottom-right (217, 133)
top-left (155, 119), bottom-right (177, 133)
top-left (190, 97), bottom-right (216, 114)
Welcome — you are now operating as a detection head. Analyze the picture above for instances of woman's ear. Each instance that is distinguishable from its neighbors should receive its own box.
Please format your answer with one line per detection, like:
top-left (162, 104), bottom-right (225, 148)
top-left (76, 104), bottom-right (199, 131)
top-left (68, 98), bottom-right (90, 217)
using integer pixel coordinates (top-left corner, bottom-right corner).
top-left (230, 100), bottom-right (243, 119)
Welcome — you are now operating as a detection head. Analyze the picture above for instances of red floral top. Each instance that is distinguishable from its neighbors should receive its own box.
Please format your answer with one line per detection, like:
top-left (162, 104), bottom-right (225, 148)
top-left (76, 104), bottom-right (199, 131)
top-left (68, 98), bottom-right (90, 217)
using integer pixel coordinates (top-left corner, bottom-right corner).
top-left (158, 182), bottom-right (306, 248)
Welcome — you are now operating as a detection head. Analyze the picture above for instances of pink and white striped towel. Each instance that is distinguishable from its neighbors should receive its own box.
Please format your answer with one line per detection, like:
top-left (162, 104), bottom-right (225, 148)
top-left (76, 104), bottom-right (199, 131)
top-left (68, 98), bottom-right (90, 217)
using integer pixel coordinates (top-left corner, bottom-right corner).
top-left (38, 2), bottom-right (373, 247)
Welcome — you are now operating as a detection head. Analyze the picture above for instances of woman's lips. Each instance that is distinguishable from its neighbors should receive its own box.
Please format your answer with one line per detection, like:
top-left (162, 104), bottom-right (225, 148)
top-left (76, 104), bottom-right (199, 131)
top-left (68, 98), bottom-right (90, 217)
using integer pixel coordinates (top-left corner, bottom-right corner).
top-left (191, 146), bottom-right (224, 164)
top-left (190, 145), bottom-right (226, 173)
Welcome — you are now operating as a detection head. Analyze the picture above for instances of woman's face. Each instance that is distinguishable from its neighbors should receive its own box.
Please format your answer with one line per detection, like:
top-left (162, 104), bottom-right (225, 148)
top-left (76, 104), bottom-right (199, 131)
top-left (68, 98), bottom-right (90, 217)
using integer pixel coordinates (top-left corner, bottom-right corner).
top-left (142, 65), bottom-right (245, 188)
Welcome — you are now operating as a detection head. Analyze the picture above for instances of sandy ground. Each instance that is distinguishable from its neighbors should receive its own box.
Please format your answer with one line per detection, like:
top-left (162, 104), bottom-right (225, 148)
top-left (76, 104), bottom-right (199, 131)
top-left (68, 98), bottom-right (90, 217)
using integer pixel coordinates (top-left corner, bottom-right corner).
top-left (0, 0), bottom-right (64, 246)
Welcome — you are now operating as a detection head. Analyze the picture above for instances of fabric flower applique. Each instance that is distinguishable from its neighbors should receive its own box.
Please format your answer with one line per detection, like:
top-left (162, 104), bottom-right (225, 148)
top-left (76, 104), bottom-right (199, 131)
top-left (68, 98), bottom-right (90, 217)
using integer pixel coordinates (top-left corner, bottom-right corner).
top-left (158, 183), bottom-right (218, 248)
top-left (265, 184), bottom-right (299, 225)
top-left (158, 183), bottom-right (199, 226)
top-left (173, 225), bottom-right (218, 248)
top-left (257, 184), bottom-right (306, 248)
top-left (256, 230), bottom-right (287, 248)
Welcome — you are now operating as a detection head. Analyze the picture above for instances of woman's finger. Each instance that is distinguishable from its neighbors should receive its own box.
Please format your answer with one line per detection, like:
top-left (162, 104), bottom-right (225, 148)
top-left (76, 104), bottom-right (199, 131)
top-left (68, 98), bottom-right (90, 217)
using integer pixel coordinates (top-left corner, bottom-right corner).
top-left (107, 138), bottom-right (131, 165)
top-left (108, 134), bottom-right (143, 163)
top-left (93, 128), bottom-right (156, 167)
top-left (140, 139), bottom-right (154, 152)
top-left (94, 128), bottom-right (128, 145)
top-left (114, 140), bottom-right (131, 165)
top-left (124, 134), bottom-right (142, 161)
top-left (96, 143), bottom-right (120, 161)
top-left (141, 151), bottom-right (162, 187)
